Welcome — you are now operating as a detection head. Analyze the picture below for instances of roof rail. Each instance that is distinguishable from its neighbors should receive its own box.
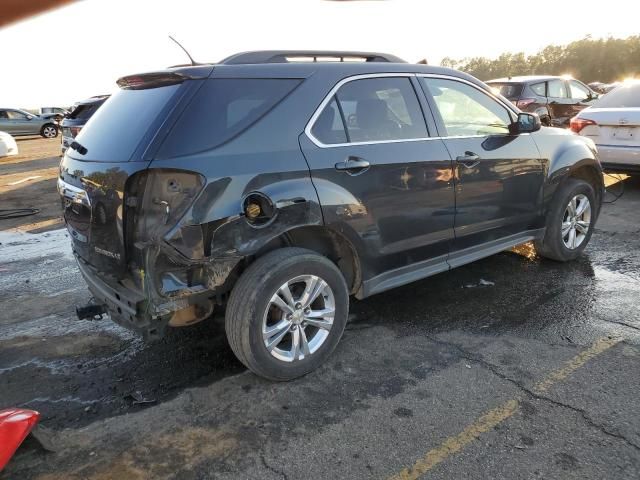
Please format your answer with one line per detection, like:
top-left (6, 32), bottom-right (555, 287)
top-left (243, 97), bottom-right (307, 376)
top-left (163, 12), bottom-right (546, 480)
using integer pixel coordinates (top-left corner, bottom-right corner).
top-left (219, 50), bottom-right (406, 65)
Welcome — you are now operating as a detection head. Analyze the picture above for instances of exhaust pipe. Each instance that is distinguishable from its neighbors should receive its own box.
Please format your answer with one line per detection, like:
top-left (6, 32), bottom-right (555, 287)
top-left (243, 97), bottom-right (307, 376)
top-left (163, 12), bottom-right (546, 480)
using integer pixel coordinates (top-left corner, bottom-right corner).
top-left (75, 303), bottom-right (107, 320)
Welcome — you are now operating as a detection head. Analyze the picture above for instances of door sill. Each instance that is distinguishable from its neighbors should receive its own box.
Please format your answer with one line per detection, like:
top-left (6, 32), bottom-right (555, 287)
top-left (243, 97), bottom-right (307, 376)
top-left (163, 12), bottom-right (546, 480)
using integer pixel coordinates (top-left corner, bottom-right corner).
top-left (357, 229), bottom-right (545, 299)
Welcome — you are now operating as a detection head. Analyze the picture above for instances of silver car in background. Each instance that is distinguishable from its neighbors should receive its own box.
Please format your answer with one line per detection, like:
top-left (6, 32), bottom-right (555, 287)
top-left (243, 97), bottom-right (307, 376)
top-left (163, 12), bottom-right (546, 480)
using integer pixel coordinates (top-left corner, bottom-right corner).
top-left (0, 108), bottom-right (59, 138)
top-left (571, 81), bottom-right (640, 172)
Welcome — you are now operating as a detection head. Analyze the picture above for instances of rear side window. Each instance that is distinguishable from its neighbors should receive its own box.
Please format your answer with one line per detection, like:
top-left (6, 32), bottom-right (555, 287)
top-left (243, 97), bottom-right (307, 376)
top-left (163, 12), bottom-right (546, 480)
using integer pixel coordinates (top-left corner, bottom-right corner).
top-left (488, 83), bottom-right (523, 99)
top-left (326, 77), bottom-right (428, 143)
top-left (311, 97), bottom-right (348, 145)
top-left (158, 78), bottom-right (301, 158)
top-left (547, 80), bottom-right (567, 98)
top-left (530, 82), bottom-right (546, 96)
top-left (68, 103), bottom-right (101, 120)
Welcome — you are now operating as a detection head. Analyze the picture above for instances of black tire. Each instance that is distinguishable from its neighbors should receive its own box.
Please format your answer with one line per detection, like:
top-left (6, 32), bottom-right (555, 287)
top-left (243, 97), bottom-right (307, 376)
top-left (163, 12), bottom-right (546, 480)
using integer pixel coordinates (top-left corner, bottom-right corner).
top-left (225, 247), bottom-right (349, 381)
top-left (41, 124), bottom-right (58, 138)
top-left (535, 178), bottom-right (597, 262)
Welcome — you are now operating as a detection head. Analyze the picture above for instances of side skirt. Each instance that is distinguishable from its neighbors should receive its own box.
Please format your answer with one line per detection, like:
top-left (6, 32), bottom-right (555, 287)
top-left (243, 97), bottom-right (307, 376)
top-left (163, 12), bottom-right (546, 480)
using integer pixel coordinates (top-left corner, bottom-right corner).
top-left (357, 229), bottom-right (545, 299)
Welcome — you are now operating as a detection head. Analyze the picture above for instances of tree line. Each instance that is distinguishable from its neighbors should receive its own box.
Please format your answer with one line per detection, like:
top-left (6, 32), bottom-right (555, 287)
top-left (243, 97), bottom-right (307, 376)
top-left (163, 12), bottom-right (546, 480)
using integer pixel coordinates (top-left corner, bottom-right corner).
top-left (440, 35), bottom-right (640, 83)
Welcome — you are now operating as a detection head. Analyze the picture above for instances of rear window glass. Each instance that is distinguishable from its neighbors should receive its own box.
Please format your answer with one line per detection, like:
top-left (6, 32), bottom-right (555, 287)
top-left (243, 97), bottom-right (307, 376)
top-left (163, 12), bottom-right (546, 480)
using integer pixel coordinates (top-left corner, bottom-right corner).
top-left (488, 83), bottom-right (523, 99)
top-left (530, 82), bottom-right (546, 96)
top-left (157, 78), bottom-right (301, 158)
top-left (593, 83), bottom-right (640, 108)
top-left (71, 85), bottom-right (180, 162)
top-left (68, 102), bottom-right (102, 120)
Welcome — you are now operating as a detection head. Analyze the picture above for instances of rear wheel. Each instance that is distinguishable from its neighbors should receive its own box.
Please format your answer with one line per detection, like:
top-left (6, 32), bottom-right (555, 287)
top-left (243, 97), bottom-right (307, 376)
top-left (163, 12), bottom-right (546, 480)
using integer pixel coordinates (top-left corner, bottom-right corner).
top-left (225, 247), bottom-right (349, 381)
top-left (535, 178), bottom-right (596, 261)
top-left (41, 124), bottom-right (58, 138)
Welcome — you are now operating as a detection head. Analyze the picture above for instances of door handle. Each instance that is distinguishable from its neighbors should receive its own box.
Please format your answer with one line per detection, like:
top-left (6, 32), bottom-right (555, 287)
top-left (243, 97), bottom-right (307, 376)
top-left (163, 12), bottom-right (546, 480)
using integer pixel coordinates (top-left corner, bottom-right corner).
top-left (456, 151), bottom-right (480, 169)
top-left (335, 156), bottom-right (370, 175)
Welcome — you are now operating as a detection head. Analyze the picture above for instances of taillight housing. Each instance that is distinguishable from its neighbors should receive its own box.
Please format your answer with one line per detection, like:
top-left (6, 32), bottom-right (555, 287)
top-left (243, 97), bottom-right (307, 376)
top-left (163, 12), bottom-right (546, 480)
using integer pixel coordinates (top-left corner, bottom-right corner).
top-left (516, 98), bottom-right (536, 109)
top-left (135, 170), bottom-right (205, 244)
top-left (570, 116), bottom-right (596, 134)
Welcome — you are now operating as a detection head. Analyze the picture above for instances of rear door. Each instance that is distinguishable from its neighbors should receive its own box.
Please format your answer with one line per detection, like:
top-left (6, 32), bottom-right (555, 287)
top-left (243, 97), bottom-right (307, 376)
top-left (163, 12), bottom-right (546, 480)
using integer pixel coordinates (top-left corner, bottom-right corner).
top-left (300, 74), bottom-right (455, 281)
top-left (6, 110), bottom-right (32, 134)
top-left (0, 110), bottom-right (14, 134)
top-left (419, 76), bottom-right (544, 259)
top-left (547, 79), bottom-right (573, 126)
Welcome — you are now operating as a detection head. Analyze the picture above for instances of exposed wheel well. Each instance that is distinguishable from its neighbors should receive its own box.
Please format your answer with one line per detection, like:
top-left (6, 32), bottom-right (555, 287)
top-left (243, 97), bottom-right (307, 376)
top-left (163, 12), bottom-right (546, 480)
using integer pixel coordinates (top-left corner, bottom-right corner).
top-left (255, 226), bottom-right (361, 295)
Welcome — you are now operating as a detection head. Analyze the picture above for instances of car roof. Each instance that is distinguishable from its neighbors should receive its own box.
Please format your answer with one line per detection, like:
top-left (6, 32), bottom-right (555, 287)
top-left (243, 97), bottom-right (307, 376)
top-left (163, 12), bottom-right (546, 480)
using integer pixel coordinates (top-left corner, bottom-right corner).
top-left (487, 75), bottom-right (564, 84)
top-left (74, 95), bottom-right (110, 106)
top-left (159, 61), bottom-right (490, 92)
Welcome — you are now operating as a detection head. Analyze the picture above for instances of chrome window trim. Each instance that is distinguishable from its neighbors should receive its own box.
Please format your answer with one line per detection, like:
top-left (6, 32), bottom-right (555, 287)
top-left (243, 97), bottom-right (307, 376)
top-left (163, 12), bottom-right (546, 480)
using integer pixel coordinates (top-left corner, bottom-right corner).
top-left (304, 73), bottom-right (433, 149)
top-left (304, 72), bottom-right (521, 148)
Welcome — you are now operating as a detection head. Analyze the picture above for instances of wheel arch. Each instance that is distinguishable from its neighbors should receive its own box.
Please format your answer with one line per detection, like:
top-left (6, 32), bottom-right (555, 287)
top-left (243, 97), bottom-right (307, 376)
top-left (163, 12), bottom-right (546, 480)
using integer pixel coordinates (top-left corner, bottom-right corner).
top-left (255, 225), bottom-right (362, 296)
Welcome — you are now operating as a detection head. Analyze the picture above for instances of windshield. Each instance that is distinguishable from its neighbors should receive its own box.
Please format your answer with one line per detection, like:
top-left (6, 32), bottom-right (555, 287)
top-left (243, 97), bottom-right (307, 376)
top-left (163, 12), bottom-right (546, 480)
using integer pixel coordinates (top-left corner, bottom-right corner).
top-left (70, 85), bottom-right (180, 162)
top-left (593, 83), bottom-right (640, 108)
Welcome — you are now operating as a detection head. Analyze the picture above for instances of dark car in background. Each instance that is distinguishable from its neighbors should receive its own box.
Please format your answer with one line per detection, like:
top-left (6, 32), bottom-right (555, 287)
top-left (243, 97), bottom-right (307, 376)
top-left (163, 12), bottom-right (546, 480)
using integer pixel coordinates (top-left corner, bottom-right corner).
top-left (487, 76), bottom-right (599, 127)
top-left (61, 95), bottom-right (109, 154)
top-left (59, 51), bottom-right (603, 381)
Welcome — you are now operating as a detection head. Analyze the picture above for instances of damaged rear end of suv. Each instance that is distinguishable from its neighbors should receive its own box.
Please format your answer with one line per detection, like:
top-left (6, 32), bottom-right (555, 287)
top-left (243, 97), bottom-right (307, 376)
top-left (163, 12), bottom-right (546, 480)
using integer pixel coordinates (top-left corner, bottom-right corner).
top-left (59, 61), bottom-right (324, 347)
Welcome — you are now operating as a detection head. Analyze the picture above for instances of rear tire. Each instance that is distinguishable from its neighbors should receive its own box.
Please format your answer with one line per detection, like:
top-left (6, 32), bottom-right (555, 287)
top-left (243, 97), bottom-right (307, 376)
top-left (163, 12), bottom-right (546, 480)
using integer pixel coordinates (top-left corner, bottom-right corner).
top-left (41, 124), bottom-right (58, 138)
top-left (535, 178), bottom-right (597, 261)
top-left (225, 247), bottom-right (349, 381)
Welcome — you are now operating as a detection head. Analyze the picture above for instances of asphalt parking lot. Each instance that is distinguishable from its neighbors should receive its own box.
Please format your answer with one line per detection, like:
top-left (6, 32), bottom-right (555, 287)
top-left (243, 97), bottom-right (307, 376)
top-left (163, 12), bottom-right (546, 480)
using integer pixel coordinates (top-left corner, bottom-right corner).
top-left (1, 138), bottom-right (639, 479)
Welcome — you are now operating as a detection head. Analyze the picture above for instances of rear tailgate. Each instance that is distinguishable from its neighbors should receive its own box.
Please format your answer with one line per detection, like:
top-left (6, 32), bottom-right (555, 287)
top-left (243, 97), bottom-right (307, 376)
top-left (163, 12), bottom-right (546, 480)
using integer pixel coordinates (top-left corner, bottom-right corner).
top-left (58, 72), bottom-right (206, 275)
top-left (580, 108), bottom-right (640, 147)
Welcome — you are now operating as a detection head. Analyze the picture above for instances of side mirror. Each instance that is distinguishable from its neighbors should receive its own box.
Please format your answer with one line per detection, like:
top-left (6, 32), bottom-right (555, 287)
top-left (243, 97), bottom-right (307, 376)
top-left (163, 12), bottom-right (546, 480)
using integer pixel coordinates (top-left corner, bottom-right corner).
top-left (510, 112), bottom-right (541, 134)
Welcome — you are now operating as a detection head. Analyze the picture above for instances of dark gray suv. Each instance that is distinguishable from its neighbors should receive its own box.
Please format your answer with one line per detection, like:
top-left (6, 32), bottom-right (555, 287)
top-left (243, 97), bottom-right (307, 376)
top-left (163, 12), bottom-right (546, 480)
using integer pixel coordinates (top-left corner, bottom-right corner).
top-left (59, 51), bottom-right (603, 380)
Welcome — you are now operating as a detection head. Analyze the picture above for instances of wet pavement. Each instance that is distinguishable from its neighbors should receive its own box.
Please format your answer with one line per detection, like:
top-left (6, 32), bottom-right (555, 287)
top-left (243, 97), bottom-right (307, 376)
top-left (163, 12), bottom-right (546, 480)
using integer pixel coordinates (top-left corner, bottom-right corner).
top-left (1, 176), bottom-right (639, 479)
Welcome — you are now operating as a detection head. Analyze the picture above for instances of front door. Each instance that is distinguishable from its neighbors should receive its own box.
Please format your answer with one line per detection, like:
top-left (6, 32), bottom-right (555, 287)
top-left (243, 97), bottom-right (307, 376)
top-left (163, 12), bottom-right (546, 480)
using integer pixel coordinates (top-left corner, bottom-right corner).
top-left (419, 76), bottom-right (545, 256)
top-left (300, 75), bottom-right (455, 281)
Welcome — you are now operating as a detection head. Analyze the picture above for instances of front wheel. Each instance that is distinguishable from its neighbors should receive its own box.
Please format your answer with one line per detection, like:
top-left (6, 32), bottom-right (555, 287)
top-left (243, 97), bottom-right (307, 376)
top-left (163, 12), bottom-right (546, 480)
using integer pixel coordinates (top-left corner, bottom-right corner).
top-left (535, 178), bottom-right (597, 261)
top-left (41, 124), bottom-right (58, 138)
top-left (225, 247), bottom-right (349, 381)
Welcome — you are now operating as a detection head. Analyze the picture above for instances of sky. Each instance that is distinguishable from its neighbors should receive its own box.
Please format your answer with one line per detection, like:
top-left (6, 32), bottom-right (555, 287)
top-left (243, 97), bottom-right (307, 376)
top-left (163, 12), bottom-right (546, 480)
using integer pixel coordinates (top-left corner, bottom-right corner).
top-left (1, 0), bottom-right (638, 109)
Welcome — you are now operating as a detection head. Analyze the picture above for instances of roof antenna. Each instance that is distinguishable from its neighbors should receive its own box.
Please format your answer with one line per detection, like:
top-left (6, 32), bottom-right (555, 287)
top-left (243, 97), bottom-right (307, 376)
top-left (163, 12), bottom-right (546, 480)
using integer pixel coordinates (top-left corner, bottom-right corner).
top-left (168, 35), bottom-right (198, 66)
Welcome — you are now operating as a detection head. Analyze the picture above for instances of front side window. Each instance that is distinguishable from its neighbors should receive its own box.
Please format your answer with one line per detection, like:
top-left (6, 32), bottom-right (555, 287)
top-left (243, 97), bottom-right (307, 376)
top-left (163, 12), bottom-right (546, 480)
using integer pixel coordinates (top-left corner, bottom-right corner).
top-left (421, 77), bottom-right (512, 136)
top-left (327, 77), bottom-right (428, 143)
top-left (547, 80), bottom-right (568, 98)
top-left (7, 110), bottom-right (29, 120)
top-left (569, 80), bottom-right (590, 100)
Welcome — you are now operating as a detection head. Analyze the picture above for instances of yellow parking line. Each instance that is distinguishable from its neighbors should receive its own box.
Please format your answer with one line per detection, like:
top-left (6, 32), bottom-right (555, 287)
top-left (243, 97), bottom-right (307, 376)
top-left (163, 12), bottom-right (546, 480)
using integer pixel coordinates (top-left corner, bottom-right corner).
top-left (534, 336), bottom-right (620, 393)
top-left (388, 399), bottom-right (519, 480)
top-left (387, 337), bottom-right (621, 480)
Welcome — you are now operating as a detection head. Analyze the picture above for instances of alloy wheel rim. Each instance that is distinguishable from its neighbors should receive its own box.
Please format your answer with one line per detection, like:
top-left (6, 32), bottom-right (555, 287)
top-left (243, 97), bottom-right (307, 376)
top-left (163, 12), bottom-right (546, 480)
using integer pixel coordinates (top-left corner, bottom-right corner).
top-left (262, 274), bottom-right (335, 362)
top-left (43, 126), bottom-right (56, 138)
top-left (562, 194), bottom-right (591, 249)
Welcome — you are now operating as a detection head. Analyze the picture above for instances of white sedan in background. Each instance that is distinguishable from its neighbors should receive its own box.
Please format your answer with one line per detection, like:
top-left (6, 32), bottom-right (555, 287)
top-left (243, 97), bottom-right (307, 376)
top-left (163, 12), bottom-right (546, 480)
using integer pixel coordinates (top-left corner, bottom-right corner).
top-left (0, 131), bottom-right (18, 158)
top-left (570, 81), bottom-right (640, 172)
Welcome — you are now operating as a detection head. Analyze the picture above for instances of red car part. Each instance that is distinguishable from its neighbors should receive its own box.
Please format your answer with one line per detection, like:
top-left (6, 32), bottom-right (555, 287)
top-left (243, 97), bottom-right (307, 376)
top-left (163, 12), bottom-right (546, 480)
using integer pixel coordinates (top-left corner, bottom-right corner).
top-left (0, 408), bottom-right (40, 471)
